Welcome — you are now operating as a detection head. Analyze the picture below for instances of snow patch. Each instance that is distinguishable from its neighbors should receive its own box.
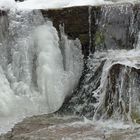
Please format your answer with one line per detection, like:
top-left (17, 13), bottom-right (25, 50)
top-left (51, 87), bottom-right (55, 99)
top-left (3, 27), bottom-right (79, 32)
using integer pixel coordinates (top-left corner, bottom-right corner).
top-left (0, 0), bottom-right (16, 10)
top-left (0, 0), bottom-right (112, 10)
top-left (16, 0), bottom-right (111, 10)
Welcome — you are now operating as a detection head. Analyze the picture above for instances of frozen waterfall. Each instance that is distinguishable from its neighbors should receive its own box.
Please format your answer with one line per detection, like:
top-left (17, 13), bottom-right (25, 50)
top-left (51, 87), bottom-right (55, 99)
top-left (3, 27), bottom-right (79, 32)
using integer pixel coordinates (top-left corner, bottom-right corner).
top-left (0, 9), bottom-right (83, 133)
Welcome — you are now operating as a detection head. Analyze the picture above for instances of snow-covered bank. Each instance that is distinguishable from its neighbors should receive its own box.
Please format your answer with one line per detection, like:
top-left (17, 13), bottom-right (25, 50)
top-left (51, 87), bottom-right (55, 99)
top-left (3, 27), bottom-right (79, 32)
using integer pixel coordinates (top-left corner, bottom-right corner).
top-left (16, 0), bottom-right (112, 10)
top-left (1, 0), bottom-right (139, 10)
top-left (0, 0), bottom-right (111, 10)
top-left (1, 0), bottom-right (140, 10)
top-left (0, 0), bottom-right (16, 10)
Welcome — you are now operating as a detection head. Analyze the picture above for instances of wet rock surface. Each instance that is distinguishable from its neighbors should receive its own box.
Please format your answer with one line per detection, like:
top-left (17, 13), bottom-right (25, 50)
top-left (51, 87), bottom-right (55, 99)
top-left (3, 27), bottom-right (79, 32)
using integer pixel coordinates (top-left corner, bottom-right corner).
top-left (58, 55), bottom-right (106, 118)
top-left (1, 115), bottom-right (140, 140)
top-left (0, 11), bottom-right (6, 16)
top-left (54, 3), bottom-right (140, 118)
top-left (0, 115), bottom-right (81, 140)
top-left (42, 6), bottom-right (90, 56)
top-left (95, 64), bottom-right (140, 121)
top-left (44, 3), bottom-right (140, 56)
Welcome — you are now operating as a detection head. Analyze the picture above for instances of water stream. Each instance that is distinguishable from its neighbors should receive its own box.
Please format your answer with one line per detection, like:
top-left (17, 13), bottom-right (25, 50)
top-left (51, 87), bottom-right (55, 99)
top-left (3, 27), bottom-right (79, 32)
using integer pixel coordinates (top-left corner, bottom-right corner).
top-left (0, 1), bottom-right (140, 139)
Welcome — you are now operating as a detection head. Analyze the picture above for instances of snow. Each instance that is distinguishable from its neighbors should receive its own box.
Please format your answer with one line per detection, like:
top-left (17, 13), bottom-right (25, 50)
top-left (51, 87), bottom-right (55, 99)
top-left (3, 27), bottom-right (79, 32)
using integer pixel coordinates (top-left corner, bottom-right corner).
top-left (0, 0), bottom-right (140, 11)
top-left (16, 0), bottom-right (111, 10)
top-left (1, 0), bottom-right (139, 10)
top-left (0, 0), bottom-right (16, 10)
top-left (0, 0), bottom-right (112, 10)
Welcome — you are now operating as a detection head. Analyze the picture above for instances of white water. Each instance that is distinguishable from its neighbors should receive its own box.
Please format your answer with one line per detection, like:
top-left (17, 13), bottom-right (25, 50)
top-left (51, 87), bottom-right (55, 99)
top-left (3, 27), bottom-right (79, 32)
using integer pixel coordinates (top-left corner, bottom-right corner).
top-left (91, 48), bottom-right (140, 122)
top-left (0, 10), bottom-right (83, 133)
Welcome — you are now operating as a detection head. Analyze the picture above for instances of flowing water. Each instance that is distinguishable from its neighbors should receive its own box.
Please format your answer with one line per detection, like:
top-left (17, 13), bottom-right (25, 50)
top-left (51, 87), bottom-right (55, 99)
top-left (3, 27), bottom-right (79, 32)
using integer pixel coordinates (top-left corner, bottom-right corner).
top-left (0, 1), bottom-right (140, 139)
top-left (56, 4), bottom-right (140, 139)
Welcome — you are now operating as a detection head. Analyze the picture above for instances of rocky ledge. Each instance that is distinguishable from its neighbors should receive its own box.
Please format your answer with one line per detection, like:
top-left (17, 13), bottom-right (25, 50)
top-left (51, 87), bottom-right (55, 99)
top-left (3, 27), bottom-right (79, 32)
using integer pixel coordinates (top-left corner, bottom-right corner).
top-left (1, 114), bottom-right (140, 140)
top-left (44, 3), bottom-right (140, 56)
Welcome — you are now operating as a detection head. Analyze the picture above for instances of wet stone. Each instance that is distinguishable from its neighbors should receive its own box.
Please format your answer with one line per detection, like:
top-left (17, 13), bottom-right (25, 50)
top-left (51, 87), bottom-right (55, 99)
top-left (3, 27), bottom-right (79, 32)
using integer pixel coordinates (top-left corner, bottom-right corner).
top-left (43, 3), bottom-right (140, 56)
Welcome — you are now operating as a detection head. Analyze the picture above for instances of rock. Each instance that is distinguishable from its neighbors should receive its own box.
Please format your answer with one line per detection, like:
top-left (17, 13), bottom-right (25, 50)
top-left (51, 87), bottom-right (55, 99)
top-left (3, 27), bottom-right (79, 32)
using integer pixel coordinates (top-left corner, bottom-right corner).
top-left (42, 6), bottom-right (90, 56)
top-left (0, 10), bottom-right (9, 53)
top-left (58, 55), bottom-right (105, 118)
top-left (42, 3), bottom-right (140, 57)
top-left (1, 114), bottom-right (140, 140)
top-left (95, 64), bottom-right (140, 121)
top-left (0, 11), bottom-right (6, 16)
top-left (0, 115), bottom-right (82, 140)
top-left (1, 3), bottom-right (140, 138)
top-left (15, 0), bottom-right (24, 2)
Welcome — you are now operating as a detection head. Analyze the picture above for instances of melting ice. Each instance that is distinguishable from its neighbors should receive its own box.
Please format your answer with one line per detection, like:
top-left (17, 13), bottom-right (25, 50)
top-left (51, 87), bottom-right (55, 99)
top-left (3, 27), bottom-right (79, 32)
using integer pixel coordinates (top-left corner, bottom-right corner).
top-left (0, 9), bottom-right (83, 133)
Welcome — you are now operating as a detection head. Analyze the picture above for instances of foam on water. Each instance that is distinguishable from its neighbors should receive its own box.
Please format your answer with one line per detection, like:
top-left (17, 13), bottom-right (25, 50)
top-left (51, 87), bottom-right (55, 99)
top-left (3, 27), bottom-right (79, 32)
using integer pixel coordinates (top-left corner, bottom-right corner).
top-left (16, 0), bottom-right (112, 10)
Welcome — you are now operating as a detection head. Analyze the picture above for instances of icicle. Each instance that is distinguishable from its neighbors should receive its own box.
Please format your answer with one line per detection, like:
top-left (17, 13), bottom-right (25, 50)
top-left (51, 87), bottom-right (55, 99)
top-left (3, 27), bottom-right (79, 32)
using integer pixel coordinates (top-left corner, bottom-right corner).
top-left (88, 6), bottom-right (92, 53)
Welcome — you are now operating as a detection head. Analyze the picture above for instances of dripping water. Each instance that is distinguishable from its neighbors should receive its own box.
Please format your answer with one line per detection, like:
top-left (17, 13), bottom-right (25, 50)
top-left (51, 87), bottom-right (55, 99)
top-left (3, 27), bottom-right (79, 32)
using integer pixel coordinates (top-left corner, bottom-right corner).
top-left (88, 6), bottom-right (92, 53)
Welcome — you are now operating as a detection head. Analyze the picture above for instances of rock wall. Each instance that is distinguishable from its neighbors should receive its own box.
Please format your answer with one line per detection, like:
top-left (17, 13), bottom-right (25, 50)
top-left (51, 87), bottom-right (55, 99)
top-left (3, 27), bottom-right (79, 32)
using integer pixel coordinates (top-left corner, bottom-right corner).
top-left (42, 7), bottom-right (91, 56)
top-left (46, 3), bottom-right (140, 117)
top-left (0, 10), bottom-right (6, 16)
top-left (43, 3), bottom-right (140, 57)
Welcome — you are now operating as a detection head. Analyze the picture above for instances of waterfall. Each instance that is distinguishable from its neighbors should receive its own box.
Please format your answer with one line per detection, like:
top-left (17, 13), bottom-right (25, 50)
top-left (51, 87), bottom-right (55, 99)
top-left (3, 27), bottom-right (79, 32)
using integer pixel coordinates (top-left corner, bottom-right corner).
top-left (59, 4), bottom-right (140, 124)
top-left (1, 1), bottom-right (140, 136)
top-left (93, 49), bottom-right (140, 122)
top-left (0, 9), bottom-right (83, 133)
top-left (63, 42), bottom-right (140, 122)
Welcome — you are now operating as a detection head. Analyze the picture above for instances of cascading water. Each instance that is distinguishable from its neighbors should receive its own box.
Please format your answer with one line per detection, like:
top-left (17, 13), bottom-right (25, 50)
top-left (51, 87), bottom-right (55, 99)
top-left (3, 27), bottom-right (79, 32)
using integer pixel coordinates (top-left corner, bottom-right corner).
top-left (93, 49), bottom-right (140, 122)
top-left (0, 9), bottom-right (83, 133)
top-left (1, 1), bottom-right (140, 139)
top-left (92, 4), bottom-right (140, 122)
top-left (60, 4), bottom-right (140, 126)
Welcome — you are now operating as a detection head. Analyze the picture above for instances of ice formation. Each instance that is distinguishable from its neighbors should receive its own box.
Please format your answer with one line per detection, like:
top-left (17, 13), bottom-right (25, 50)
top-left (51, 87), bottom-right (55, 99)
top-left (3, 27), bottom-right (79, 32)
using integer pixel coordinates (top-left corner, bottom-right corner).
top-left (0, 9), bottom-right (83, 133)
